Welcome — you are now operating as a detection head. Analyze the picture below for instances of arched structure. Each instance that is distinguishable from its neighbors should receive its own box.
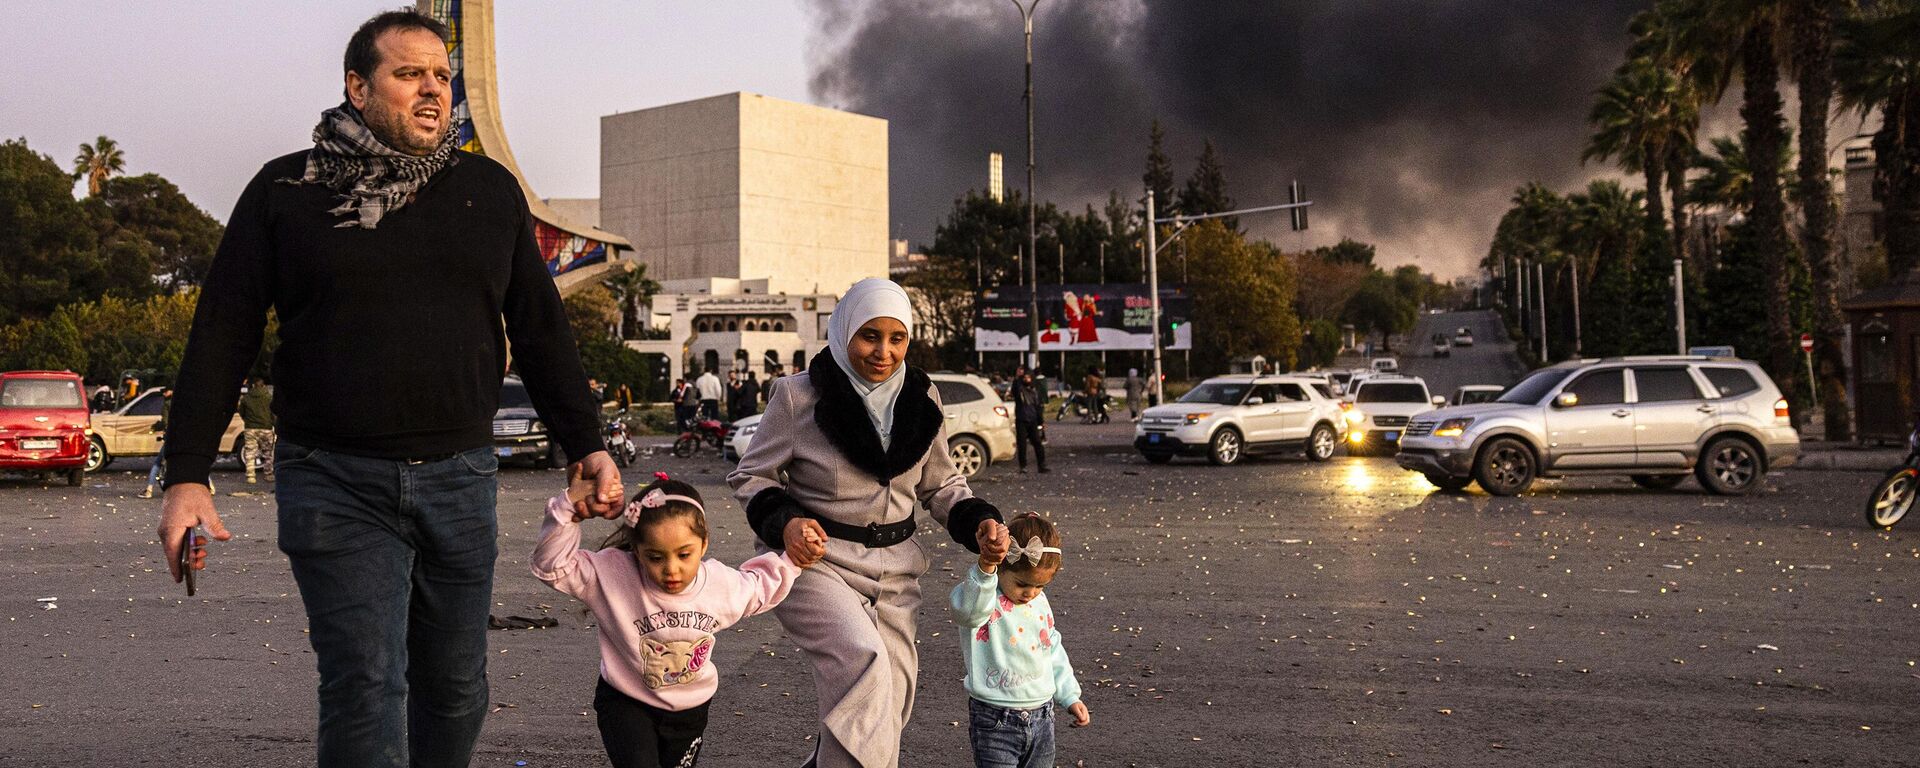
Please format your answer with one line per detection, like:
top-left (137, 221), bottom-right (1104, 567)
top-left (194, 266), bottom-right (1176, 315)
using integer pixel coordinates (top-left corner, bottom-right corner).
top-left (418, 0), bottom-right (630, 293)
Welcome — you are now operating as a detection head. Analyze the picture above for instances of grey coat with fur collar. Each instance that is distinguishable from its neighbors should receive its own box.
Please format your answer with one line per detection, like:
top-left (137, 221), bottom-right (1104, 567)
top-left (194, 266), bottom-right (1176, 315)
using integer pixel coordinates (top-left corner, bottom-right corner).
top-left (727, 355), bottom-right (1000, 555)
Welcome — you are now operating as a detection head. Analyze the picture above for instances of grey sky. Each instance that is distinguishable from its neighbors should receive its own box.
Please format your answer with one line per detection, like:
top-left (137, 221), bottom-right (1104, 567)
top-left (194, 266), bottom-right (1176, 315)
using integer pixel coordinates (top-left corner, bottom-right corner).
top-left (0, 1), bottom-right (810, 220)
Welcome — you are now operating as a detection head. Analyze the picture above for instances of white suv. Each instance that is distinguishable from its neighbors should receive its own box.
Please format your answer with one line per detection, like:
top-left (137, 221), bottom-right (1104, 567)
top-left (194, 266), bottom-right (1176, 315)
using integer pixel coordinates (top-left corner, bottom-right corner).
top-left (1345, 375), bottom-right (1444, 456)
top-left (1395, 356), bottom-right (1801, 496)
top-left (1134, 375), bottom-right (1349, 466)
top-left (724, 372), bottom-right (1014, 479)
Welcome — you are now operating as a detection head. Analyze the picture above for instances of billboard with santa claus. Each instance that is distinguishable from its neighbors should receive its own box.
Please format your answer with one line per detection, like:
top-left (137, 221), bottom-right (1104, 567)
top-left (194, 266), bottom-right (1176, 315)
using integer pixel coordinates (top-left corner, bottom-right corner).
top-left (974, 284), bottom-right (1192, 351)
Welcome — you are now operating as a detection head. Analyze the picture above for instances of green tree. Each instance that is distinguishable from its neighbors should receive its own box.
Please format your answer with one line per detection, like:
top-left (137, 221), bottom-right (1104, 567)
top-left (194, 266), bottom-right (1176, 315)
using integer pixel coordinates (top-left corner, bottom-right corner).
top-left (1143, 119), bottom-right (1177, 218)
top-left (1344, 271), bottom-right (1415, 353)
top-left (1292, 251), bottom-right (1370, 321)
top-left (1312, 238), bottom-right (1376, 268)
top-left (1178, 139), bottom-right (1236, 231)
top-left (1301, 317), bottom-right (1342, 368)
top-left (0, 138), bottom-right (103, 324)
top-left (576, 337), bottom-right (653, 404)
top-left (92, 173), bottom-right (223, 292)
top-left (1565, 180), bottom-right (1647, 356)
top-left (71, 135), bottom-right (125, 198)
top-left (1687, 134), bottom-right (1794, 211)
top-left (5, 309), bottom-right (87, 373)
top-left (1183, 221), bottom-right (1298, 373)
top-left (563, 284), bottom-right (620, 344)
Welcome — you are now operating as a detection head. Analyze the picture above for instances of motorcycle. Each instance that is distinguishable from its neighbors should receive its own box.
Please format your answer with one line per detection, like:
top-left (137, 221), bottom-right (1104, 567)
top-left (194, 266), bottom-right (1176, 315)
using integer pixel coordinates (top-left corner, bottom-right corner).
top-left (671, 417), bottom-right (729, 459)
top-left (1054, 391), bottom-right (1113, 424)
top-left (1865, 415), bottom-right (1920, 530)
top-left (605, 413), bottom-right (638, 468)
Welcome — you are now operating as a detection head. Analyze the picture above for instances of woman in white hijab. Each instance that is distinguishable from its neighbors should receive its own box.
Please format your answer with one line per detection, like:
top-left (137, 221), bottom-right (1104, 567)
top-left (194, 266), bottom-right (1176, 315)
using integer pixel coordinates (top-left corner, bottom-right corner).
top-left (729, 278), bottom-right (1011, 768)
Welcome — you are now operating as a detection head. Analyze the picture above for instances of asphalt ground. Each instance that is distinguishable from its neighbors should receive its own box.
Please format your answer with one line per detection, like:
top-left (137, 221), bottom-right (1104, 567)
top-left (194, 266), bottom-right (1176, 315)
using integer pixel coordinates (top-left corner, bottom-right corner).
top-left (2, 443), bottom-right (1916, 768)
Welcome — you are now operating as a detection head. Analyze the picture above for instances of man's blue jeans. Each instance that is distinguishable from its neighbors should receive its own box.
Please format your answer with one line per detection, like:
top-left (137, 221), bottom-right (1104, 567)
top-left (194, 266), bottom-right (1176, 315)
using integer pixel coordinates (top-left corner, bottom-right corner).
top-left (968, 698), bottom-right (1056, 768)
top-left (274, 440), bottom-right (499, 768)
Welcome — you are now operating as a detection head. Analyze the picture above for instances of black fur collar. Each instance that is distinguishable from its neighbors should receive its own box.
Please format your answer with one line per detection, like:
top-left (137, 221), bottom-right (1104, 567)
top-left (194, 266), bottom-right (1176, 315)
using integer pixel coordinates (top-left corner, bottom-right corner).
top-left (807, 349), bottom-right (941, 481)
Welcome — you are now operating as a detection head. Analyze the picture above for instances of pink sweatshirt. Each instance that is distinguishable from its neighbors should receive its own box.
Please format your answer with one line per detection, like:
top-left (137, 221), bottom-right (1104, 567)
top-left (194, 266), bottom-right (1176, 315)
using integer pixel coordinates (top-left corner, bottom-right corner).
top-left (530, 495), bottom-right (801, 711)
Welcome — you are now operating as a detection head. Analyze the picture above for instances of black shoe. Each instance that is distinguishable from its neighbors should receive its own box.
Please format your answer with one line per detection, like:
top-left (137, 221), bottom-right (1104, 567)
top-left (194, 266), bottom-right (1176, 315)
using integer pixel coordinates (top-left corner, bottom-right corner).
top-left (1038, 466), bottom-right (1051, 473)
top-left (1018, 466), bottom-right (1028, 474)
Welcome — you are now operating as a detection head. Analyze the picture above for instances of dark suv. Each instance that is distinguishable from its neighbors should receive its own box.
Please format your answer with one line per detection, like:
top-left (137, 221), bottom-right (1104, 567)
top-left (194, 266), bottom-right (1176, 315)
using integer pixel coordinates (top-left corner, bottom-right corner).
top-left (492, 376), bottom-right (562, 468)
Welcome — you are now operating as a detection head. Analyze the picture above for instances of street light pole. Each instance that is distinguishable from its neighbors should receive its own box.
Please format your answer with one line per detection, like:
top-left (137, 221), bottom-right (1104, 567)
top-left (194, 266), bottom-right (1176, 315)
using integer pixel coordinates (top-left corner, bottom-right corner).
top-left (1009, 0), bottom-right (1041, 371)
top-left (1673, 258), bottom-right (1687, 354)
top-left (1146, 190), bottom-right (1164, 406)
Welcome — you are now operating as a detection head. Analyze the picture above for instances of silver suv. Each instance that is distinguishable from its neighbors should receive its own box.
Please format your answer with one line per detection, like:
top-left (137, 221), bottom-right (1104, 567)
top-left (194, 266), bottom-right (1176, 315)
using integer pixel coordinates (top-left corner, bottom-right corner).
top-left (1135, 375), bottom-right (1350, 465)
top-left (1395, 356), bottom-right (1800, 496)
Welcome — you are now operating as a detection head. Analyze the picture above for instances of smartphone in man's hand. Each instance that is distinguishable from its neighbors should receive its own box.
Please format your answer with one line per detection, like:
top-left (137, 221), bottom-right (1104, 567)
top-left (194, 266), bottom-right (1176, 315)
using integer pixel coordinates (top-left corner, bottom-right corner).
top-left (177, 527), bottom-right (197, 596)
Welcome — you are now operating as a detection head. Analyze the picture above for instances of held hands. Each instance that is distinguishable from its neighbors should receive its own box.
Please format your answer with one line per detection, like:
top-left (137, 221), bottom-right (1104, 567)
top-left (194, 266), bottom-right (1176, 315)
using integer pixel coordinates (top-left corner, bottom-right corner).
top-left (783, 517), bottom-right (827, 568)
top-left (1068, 701), bottom-right (1091, 727)
top-left (568, 451), bottom-right (624, 521)
top-left (157, 483), bottom-right (232, 583)
top-left (976, 518), bottom-right (1010, 567)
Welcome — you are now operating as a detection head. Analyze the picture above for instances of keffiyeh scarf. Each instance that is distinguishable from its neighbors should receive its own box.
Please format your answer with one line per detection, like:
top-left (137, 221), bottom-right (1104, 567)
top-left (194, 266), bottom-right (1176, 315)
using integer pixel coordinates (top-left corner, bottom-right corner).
top-left (281, 102), bottom-right (460, 229)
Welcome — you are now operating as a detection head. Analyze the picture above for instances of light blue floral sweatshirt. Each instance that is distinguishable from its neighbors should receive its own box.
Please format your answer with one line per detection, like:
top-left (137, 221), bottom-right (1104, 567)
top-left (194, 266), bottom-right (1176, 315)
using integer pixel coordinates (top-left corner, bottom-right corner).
top-left (949, 564), bottom-right (1082, 710)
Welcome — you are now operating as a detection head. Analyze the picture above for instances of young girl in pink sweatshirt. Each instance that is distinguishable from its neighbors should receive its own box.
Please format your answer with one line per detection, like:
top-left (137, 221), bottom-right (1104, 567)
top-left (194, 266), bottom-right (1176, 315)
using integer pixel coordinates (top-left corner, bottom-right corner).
top-left (532, 471), bottom-right (817, 768)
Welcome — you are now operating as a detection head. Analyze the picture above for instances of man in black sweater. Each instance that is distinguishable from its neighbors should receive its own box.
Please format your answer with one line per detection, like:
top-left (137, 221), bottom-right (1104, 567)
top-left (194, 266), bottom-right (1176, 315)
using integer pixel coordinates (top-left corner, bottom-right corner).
top-left (154, 11), bottom-right (623, 768)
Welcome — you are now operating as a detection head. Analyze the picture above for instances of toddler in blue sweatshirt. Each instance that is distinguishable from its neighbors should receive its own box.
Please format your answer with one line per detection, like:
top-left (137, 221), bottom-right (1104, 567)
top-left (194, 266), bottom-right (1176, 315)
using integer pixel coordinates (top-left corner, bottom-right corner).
top-left (951, 512), bottom-right (1090, 768)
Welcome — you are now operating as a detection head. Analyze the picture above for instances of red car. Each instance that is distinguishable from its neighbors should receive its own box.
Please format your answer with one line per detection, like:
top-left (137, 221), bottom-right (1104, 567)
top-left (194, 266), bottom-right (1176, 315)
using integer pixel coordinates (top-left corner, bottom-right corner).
top-left (0, 370), bottom-right (92, 485)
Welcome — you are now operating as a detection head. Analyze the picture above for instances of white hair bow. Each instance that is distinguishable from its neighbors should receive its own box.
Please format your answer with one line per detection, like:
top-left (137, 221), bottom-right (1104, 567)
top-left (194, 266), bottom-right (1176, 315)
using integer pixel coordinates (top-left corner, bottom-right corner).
top-left (1003, 536), bottom-right (1062, 566)
top-left (623, 488), bottom-right (704, 527)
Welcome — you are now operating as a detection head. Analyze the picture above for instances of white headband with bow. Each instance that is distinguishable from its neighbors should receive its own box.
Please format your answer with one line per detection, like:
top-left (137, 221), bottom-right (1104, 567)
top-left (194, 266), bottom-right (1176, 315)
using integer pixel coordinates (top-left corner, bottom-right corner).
top-left (623, 488), bottom-right (705, 527)
top-left (1003, 536), bottom-right (1062, 566)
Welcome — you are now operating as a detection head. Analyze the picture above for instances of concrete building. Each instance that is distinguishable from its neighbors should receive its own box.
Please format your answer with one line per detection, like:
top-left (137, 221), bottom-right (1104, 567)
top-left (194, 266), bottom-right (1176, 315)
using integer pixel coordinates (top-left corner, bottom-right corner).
top-left (1840, 134), bottom-right (1883, 300)
top-left (599, 92), bottom-right (890, 383)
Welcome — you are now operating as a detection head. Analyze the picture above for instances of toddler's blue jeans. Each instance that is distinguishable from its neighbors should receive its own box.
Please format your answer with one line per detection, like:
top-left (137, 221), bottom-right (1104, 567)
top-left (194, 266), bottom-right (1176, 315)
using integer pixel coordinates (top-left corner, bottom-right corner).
top-left (968, 697), bottom-right (1056, 768)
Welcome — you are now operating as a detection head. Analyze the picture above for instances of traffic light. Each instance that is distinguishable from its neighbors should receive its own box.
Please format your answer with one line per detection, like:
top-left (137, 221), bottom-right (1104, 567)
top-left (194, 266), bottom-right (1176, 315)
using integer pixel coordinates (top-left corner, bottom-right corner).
top-left (1289, 180), bottom-right (1308, 232)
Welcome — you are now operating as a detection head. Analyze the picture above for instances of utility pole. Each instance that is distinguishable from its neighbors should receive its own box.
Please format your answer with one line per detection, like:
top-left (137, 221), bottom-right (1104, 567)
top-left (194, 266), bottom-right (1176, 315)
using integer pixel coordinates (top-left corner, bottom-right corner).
top-left (1673, 258), bottom-right (1687, 354)
top-left (1536, 261), bottom-right (1548, 361)
top-left (1009, 0), bottom-right (1041, 371)
top-left (1146, 190), bottom-right (1165, 406)
top-left (1569, 260), bottom-right (1582, 358)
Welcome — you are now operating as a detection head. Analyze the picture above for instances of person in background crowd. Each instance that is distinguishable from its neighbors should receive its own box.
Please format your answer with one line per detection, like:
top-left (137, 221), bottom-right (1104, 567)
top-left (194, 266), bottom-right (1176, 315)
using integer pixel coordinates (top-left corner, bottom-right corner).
top-left (138, 387), bottom-right (174, 499)
top-left (614, 382), bottom-right (634, 415)
top-left (695, 367), bottom-right (723, 422)
top-left (1083, 366), bottom-right (1106, 421)
top-left (725, 370), bottom-right (743, 421)
top-left (237, 376), bottom-right (275, 484)
top-left (670, 377), bottom-right (694, 431)
top-left (1008, 366), bottom-right (1048, 474)
top-left (1125, 368), bottom-right (1146, 422)
top-left (736, 372), bottom-right (760, 419)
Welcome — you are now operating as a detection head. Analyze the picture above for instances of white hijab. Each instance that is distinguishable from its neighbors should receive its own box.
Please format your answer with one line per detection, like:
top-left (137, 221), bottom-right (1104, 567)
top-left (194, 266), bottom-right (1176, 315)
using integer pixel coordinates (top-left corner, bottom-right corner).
top-left (827, 278), bottom-right (915, 449)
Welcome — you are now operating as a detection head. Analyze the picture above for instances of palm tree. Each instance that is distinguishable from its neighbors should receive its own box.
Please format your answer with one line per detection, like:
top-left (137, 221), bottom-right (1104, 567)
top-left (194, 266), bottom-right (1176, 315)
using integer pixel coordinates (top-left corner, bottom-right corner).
top-left (71, 136), bottom-right (125, 197)
top-left (1836, 0), bottom-right (1920, 278)
top-left (1566, 180), bottom-right (1648, 356)
top-left (1786, 0), bottom-right (1851, 439)
top-left (1584, 57), bottom-right (1694, 238)
top-left (601, 260), bottom-right (661, 341)
top-left (1652, 0), bottom-right (1799, 410)
top-left (1688, 135), bottom-right (1796, 212)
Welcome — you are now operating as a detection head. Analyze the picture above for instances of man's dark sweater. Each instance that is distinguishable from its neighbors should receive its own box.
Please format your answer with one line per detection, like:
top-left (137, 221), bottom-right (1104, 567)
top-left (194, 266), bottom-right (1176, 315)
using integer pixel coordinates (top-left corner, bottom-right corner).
top-left (164, 150), bottom-right (603, 487)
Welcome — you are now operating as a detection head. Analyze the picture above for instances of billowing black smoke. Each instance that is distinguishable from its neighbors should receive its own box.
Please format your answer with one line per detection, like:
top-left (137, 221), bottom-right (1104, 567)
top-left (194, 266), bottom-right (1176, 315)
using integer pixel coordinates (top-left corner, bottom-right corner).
top-left (805, 0), bottom-right (1649, 277)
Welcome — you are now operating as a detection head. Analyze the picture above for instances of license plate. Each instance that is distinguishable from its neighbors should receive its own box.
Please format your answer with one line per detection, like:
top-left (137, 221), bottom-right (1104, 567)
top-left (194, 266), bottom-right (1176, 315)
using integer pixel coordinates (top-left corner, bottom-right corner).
top-left (1383, 432), bottom-right (1399, 442)
top-left (1148, 434), bottom-right (1162, 444)
top-left (20, 439), bottom-right (57, 450)
top-left (495, 447), bottom-right (514, 457)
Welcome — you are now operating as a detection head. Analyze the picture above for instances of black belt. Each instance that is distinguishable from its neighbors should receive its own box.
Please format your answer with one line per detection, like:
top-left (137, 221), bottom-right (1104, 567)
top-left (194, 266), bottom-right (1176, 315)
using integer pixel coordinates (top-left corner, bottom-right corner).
top-left (807, 512), bottom-right (916, 548)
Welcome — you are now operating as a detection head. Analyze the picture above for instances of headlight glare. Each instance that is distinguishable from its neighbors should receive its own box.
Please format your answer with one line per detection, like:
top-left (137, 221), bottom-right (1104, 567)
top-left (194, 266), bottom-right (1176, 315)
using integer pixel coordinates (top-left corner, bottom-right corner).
top-left (1433, 417), bottom-right (1474, 438)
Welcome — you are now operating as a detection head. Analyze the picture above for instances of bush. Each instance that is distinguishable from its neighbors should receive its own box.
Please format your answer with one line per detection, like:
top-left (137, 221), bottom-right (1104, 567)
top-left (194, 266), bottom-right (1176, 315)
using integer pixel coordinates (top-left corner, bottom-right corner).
top-left (577, 337), bottom-right (652, 402)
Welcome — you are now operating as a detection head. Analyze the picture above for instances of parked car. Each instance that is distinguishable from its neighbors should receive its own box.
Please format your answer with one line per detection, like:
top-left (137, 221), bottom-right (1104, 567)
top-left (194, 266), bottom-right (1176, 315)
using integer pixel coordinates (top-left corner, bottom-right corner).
top-left (1395, 356), bottom-right (1800, 496)
top-left (0, 371), bottom-right (92, 485)
top-left (1370, 357), bottom-right (1400, 374)
top-left (88, 387), bottom-right (245, 473)
top-left (1134, 374), bottom-right (1349, 466)
top-left (724, 373), bottom-right (1014, 479)
top-left (1431, 333), bottom-right (1451, 358)
top-left (1453, 327), bottom-right (1475, 346)
top-left (1450, 385), bottom-right (1505, 406)
top-left (492, 376), bottom-right (564, 468)
top-left (1345, 375), bottom-right (1443, 455)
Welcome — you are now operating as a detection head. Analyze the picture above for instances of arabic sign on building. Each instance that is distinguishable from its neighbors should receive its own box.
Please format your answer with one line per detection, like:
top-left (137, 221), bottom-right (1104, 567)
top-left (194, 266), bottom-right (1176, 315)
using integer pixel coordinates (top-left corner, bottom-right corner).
top-left (976, 284), bottom-right (1192, 351)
